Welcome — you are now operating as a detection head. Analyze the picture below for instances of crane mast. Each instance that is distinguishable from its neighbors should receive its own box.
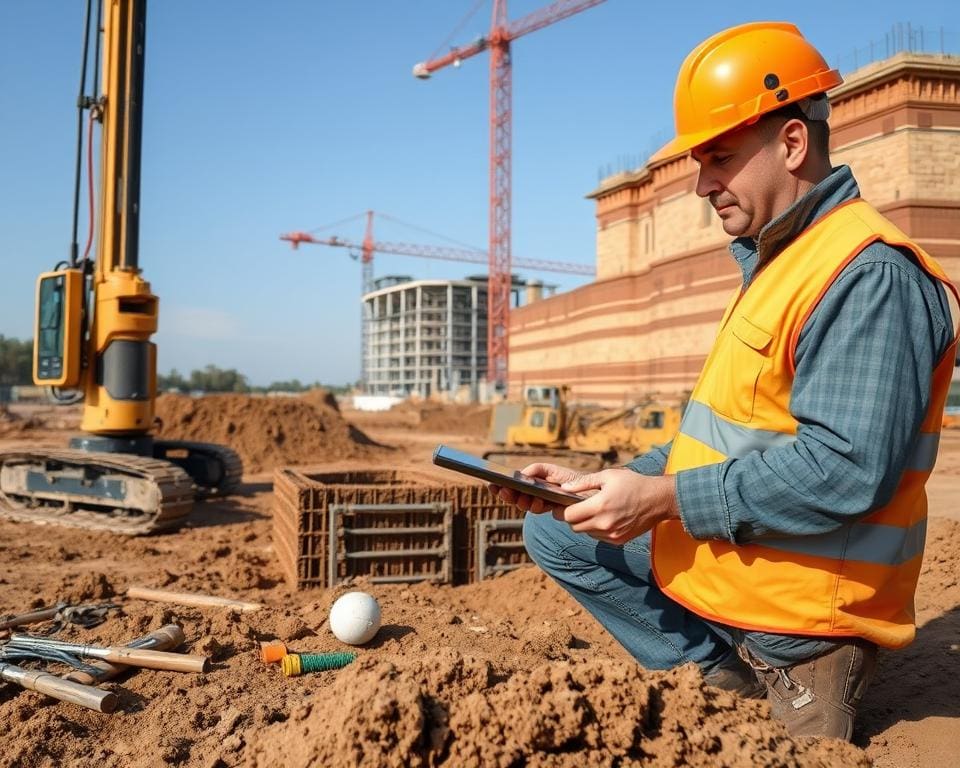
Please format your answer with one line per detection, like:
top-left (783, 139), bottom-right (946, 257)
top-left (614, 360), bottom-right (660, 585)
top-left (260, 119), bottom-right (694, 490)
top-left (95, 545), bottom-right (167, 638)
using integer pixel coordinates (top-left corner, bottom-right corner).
top-left (413, 0), bottom-right (606, 392)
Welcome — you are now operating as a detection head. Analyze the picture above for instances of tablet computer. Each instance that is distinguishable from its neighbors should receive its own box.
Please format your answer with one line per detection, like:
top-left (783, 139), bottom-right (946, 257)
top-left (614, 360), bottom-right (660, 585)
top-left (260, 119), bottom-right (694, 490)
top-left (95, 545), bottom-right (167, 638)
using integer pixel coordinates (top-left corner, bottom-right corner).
top-left (432, 444), bottom-right (584, 507)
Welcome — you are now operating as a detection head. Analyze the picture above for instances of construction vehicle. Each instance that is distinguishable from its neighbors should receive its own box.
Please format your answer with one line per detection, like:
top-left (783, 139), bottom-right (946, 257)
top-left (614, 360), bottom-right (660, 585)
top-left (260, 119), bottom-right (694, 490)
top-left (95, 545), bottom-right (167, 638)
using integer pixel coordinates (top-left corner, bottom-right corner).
top-left (0, 0), bottom-right (240, 534)
top-left (487, 385), bottom-right (682, 465)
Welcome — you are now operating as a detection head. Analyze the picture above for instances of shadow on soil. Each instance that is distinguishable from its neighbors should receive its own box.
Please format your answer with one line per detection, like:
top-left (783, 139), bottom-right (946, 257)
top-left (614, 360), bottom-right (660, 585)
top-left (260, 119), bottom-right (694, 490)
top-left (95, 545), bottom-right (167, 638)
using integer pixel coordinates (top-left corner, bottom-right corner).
top-left (186, 497), bottom-right (268, 529)
top-left (855, 603), bottom-right (960, 744)
top-left (365, 624), bottom-right (416, 648)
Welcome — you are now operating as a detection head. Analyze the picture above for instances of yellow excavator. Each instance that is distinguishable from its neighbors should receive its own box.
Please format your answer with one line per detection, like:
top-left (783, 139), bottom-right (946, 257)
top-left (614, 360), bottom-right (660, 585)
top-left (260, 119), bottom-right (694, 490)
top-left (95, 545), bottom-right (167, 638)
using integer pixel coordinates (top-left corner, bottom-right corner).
top-left (487, 384), bottom-right (682, 465)
top-left (0, 0), bottom-right (240, 534)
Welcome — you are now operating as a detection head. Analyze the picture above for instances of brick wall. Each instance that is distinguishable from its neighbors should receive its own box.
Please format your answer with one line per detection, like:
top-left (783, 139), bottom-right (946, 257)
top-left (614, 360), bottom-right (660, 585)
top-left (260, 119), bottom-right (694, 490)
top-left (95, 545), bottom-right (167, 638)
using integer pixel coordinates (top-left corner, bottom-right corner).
top-left (508, 53), bottom-right (960, 404)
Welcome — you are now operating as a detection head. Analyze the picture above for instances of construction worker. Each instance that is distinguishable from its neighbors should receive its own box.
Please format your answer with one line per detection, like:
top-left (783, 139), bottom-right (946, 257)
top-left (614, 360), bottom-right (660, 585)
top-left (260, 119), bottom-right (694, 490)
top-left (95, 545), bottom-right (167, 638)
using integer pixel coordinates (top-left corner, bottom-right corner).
top-left (492, 22), bottom-right (959, 741)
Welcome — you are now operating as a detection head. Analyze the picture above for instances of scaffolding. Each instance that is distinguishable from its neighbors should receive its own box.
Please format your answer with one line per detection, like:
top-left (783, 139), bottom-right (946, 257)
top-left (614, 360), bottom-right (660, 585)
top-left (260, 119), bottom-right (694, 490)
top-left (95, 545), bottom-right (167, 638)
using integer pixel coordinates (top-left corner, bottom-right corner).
top-left (362, 277), bottom-right (488, 399)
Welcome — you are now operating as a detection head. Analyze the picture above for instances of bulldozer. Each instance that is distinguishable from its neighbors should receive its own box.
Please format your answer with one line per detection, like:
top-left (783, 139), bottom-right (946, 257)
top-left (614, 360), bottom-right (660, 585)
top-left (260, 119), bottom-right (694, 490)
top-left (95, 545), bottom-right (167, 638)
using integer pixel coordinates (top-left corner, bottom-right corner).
top-left (487, 384), bottom-right (682, 465)
top-left (0, 0), bottom-right (241, 534)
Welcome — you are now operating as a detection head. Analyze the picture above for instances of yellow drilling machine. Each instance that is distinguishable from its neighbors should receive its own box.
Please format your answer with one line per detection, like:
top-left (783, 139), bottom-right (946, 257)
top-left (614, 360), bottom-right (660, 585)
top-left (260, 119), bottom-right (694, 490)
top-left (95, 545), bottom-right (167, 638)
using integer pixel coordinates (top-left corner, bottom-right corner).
top-left (0, 0), bottom-right (240, 533)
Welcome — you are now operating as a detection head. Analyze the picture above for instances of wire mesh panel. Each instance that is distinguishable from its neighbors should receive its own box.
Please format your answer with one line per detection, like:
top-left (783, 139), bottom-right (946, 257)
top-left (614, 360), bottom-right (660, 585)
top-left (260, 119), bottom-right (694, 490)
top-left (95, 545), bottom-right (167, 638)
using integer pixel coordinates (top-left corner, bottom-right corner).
top-left (328, 502), bottom-right (452, 585)
top-left (475, 519), bottom-right (526, 581)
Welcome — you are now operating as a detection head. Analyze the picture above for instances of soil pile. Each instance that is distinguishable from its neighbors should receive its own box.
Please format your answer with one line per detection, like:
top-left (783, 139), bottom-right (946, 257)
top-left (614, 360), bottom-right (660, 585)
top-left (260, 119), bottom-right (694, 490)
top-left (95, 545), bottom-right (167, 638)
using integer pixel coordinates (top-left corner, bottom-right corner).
top-left (357, 400), bottom-right (492, 437)
top-left (0, 562), bottom-right (871, 768)
top-left (1, 412), bottom-right (958, 767)
top-left (154, 392), bottom-right (387, 474)
top-left (246, 656), bottom-right (867, 768)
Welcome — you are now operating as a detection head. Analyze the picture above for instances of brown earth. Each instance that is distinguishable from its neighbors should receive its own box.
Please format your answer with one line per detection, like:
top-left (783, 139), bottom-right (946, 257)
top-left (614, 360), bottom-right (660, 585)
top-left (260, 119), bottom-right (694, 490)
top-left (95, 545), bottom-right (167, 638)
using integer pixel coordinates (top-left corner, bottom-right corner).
top-left (0, 396), bottom-right (958, 768)
top-left (154, 391), bottom-right (391, 474)
top-left (348, 398), bottom-right (492, 437)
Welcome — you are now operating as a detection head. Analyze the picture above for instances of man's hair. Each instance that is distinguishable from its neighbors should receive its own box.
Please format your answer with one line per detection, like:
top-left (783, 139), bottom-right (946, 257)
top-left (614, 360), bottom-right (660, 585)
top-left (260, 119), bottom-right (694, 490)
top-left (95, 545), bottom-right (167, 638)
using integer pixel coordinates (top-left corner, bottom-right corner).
top-left (759, 98), bottom-right (831, 159)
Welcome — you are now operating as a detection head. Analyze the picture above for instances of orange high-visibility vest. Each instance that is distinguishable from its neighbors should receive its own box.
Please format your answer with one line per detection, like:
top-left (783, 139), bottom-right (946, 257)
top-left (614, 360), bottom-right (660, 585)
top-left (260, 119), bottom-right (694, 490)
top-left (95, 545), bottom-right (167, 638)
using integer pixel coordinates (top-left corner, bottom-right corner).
top-left (653, 199), bottom-right (959, 649)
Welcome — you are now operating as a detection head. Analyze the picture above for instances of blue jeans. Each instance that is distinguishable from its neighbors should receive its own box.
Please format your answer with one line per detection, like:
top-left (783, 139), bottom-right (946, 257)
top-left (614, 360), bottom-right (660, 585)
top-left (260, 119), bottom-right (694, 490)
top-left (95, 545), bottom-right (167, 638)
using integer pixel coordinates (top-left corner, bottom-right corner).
top-left (523, 511), bottom-right (835, 670)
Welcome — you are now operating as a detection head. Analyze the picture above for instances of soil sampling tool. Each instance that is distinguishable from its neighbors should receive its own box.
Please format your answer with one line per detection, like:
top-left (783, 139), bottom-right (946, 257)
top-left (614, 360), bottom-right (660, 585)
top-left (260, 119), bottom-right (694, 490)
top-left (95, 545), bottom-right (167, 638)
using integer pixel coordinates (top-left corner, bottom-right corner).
top-left (0, 661), bottom-right (118, 713)
top-left (6, 634), bottom-right (208, 673)
top-left (63, 624), bottom-right (186, 685)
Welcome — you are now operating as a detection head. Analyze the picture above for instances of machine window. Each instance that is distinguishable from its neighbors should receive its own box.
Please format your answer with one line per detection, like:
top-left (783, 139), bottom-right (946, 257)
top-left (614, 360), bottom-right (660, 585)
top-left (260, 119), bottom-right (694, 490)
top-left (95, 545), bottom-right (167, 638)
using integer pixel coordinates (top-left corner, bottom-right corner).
top-left (37, 276), bottom-right (65, 358)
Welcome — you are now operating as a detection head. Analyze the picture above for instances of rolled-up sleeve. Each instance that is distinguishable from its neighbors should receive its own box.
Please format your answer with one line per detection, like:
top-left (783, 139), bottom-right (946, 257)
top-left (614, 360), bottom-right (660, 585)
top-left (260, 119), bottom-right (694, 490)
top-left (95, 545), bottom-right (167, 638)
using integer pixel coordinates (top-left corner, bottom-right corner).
top-left (675, 244), bottom-right (951, 543)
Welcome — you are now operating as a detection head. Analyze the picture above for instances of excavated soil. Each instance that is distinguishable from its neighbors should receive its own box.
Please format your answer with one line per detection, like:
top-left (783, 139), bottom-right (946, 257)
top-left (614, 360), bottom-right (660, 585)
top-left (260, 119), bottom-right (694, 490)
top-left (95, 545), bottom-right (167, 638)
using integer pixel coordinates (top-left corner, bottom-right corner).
top-left (154, 392), bottom-right (390, 474)
top-left (349, 399), bottom-right (492, 438)
top-left (0, 399), bottom-right (958, 767)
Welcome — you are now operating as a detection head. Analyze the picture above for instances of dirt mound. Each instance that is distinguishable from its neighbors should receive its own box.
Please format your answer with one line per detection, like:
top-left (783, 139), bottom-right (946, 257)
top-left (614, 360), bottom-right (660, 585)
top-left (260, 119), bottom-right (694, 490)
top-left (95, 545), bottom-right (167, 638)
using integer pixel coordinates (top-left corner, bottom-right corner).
top-left (246, 655), bottom-right (867, 768)
top-left (360, 400), bottom-right (492, 437)
top-left (298, 387), bottom-right (341, 413)
top-left (154, 393), bottom-right (387, 474)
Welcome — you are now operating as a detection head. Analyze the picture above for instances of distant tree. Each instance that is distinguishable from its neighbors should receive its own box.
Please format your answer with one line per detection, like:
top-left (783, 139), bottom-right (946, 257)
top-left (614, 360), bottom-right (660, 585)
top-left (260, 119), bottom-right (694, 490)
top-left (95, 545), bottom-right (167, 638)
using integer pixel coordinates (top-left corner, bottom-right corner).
top-left (189, 364), bottom-right (248, 393)
top-left (158, 368), bottom-right (189, 392)
top-left (266, 379), bottom-right (305, 392)
top-left (0, 336), bottom-right (34, 386)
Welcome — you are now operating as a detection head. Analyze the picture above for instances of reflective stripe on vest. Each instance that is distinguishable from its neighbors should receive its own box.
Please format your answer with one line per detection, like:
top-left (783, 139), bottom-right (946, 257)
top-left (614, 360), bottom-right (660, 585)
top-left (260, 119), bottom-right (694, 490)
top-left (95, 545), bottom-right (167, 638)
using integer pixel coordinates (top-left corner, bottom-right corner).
top-left (681, 399), bottom-right (941, 472)
top-left (653, 199), bottom-right (960, 649)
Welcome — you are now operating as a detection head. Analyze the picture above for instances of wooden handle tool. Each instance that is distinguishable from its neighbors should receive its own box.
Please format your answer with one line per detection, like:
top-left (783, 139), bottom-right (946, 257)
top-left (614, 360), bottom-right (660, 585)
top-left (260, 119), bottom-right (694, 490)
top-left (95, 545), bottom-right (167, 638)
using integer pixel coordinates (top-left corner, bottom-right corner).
top-left (98, 646), bottom-right (208, 673)
top-left (7, 636), bottom-right (209, 674)
top-left (1, 662), bottom-right (117, 713)
top-left (126, 586), bottom-right (262, 613)
top-left (0, 604), bottom-right (65, 632)
top-left (64, 624), bottom-right (186, 685)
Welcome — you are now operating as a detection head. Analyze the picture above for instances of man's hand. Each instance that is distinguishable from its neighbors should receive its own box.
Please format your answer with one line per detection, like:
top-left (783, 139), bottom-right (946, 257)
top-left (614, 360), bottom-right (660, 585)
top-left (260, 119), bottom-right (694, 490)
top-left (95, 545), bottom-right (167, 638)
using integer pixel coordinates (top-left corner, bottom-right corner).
top-left (558, 469), bottom-right (679, 545)
top-left (487, 462), bottom-right (585, 514)
top-left (489, 463), bottom-right (680, 546)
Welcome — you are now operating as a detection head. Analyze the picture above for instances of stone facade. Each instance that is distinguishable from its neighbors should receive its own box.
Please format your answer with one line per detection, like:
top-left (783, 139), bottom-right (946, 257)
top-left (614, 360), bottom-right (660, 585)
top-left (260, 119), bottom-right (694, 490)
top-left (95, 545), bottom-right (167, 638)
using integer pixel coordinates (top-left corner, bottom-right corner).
top-left (508, 53), bottom-right (960, 404)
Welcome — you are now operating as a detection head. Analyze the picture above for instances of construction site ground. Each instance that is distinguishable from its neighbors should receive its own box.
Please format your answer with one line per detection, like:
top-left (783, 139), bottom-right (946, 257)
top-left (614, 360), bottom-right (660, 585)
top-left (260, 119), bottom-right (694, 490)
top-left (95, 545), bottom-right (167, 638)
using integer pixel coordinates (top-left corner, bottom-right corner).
top-left (0, 394), bottom-right (957, 768)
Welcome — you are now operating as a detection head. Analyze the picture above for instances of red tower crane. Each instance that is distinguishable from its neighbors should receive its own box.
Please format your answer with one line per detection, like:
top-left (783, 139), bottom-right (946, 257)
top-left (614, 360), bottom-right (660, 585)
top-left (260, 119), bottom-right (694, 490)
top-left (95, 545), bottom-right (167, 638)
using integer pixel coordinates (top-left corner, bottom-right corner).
top-left (412, 0), bottom-right (606, 391)
top-left (280, 210), bottom-right (594, 389)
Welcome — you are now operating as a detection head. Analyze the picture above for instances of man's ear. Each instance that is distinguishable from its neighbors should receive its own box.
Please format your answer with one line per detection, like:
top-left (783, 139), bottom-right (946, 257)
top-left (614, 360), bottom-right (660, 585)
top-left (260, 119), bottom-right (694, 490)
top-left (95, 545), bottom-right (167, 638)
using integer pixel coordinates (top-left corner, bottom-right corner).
top-left (782, 118), bottom-right (809, 172)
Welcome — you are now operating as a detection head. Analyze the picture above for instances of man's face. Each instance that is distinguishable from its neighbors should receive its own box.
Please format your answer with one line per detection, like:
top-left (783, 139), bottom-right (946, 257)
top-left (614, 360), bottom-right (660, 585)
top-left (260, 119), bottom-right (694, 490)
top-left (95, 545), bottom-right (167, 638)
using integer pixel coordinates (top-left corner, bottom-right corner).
top-left (691, 120), bottom-right (790, 239)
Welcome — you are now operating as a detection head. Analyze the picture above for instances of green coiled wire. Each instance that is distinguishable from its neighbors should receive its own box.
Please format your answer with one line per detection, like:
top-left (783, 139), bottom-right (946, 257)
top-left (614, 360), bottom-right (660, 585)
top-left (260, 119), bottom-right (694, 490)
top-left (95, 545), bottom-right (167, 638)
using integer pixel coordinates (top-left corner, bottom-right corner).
top-left (281, 652), bottom-right (356, 677)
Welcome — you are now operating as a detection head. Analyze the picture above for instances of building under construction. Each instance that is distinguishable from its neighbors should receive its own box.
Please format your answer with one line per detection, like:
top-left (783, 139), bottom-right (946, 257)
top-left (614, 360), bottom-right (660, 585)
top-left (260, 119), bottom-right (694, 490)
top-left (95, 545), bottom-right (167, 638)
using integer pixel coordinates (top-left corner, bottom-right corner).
top-left (507, 52), bottom-right (960, 405)
top-left (363, 276), bottom-right (549, 398)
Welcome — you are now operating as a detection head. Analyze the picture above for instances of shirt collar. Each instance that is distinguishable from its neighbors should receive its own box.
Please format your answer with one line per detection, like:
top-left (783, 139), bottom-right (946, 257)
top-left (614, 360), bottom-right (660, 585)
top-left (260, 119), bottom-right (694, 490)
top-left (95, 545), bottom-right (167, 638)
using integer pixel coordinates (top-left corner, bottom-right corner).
top-left (728, 165), bottom-right (861, 285)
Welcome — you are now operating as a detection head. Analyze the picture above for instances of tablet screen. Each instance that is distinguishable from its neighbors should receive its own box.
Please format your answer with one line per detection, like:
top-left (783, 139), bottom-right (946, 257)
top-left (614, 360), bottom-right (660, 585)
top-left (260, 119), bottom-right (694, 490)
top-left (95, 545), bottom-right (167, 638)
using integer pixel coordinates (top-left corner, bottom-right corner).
top-left (432, 444), bottom-right (584, 506)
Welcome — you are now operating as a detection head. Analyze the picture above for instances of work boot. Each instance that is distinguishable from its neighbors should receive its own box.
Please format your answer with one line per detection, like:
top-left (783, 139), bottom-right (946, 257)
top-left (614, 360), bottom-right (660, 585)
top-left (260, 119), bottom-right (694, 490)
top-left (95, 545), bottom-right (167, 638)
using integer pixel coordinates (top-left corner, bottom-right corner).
top-left (702, 650), bottom-right (766, 699)
top-left (755, 640), bottom-right (878, 741)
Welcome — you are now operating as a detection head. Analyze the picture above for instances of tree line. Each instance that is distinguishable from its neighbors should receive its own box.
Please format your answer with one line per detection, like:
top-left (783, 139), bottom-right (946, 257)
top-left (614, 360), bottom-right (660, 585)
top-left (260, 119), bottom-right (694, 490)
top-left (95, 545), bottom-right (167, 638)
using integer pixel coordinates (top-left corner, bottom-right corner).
top-left (0, 336), bottom-right (351, 394)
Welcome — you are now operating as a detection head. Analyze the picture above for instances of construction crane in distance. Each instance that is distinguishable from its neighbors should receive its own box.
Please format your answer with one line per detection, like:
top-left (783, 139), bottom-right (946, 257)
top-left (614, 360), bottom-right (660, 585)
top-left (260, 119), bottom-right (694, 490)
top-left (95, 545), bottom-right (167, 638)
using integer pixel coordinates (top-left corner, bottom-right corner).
top-left (280, 210), bottom-right (594, 389)
top-left (412, 0), bottom-right (607, 392)
top-left (281, 211), bottom-right (594, 291)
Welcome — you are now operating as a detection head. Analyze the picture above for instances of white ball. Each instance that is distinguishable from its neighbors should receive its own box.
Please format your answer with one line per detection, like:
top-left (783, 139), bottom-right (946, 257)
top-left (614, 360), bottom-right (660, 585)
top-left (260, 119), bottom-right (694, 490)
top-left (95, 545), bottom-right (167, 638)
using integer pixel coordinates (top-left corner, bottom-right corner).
top-left (328, 591), bottom-right (381, 645)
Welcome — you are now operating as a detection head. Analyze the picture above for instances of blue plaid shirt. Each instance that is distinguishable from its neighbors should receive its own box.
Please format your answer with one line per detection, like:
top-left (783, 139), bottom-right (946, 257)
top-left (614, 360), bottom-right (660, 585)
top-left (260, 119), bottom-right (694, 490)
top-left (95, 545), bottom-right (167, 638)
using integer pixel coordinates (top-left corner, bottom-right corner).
top-left (628, 165), bottom-right (953, 544)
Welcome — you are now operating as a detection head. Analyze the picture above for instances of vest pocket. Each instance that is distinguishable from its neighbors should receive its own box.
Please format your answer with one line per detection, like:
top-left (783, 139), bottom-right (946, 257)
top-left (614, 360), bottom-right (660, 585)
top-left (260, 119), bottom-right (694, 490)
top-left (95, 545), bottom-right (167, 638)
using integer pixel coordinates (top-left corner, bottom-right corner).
top-left (709, 315), bottom-right (774, 423)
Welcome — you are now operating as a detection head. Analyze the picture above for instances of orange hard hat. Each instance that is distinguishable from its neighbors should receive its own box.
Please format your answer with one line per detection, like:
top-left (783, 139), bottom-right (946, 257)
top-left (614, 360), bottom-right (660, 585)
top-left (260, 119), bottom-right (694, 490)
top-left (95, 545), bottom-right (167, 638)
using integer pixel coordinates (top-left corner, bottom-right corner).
top-left (650, 22), bottom-right (842, 163)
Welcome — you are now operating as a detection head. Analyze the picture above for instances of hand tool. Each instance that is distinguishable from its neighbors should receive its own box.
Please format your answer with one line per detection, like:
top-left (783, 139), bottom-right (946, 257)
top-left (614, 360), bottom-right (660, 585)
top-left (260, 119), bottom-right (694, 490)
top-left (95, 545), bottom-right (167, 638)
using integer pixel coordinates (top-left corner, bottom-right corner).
top-left (6, 634), bottom-right (208, 673)
top-left (63, 624), bottom-right (185, 685)
top-left (0, 661), bottom-right (118, 713)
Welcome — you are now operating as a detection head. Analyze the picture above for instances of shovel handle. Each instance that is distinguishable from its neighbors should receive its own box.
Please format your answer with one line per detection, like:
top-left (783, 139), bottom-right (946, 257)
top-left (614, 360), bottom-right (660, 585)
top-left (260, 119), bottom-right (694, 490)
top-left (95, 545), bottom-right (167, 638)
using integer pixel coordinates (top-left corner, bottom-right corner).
top-left (64, 624), bottom-right (186, 685)
top-left (101, 646), bottom-right (209, 673)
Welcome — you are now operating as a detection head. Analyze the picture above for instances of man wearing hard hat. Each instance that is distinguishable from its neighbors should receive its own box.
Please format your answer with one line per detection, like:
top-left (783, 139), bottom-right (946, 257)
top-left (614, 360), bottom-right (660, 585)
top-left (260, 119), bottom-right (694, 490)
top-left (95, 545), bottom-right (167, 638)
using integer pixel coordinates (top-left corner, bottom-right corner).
top-left (498, 22), bottom-right (959, 740)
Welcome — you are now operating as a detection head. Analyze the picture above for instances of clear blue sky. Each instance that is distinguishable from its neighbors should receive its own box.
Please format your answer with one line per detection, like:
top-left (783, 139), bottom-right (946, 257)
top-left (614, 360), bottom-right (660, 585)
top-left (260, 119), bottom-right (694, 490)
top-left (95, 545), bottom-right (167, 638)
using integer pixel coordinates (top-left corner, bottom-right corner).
top-left (1, 2), bottom-right (955, 386)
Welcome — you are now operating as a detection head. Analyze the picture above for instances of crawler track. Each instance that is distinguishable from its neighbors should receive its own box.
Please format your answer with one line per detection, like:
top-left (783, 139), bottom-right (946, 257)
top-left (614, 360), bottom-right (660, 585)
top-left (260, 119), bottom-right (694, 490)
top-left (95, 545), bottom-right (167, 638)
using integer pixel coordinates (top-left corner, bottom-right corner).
top-left (0, 448), bottom-right (195, 534)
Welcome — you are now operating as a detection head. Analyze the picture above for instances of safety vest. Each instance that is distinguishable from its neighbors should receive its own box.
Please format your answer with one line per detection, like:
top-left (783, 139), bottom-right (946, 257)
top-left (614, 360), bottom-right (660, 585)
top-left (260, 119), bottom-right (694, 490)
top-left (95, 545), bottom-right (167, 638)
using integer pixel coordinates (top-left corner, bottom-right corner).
top-left (653, 199), bottom-right (959, 649)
